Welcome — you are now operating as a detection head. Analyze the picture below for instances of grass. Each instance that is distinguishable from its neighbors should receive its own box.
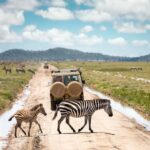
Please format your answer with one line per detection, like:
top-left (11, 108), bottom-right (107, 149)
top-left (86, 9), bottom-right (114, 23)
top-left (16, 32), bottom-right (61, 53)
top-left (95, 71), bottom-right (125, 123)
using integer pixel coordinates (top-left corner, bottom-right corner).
top-left (51, 61), bottom-right (150, 119)
top-left (0, 62), bottom-right (37, 112)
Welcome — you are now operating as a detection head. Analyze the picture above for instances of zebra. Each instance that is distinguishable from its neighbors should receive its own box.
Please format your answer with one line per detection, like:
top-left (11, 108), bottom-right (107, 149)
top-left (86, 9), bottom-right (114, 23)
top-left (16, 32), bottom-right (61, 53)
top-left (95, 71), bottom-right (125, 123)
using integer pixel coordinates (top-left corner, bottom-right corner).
top-left (52, 99), bottom-right (113, 134)
top-left (8, 104), bottom-right (47, 137)
top-left (130, 67), bottom-right (143, 71)
top-left (3, 65), bottom-right (12, 74)
top-left (16, 67), bottom-right (26, 73)
top-left (27, 69), bottom-right (35, 74)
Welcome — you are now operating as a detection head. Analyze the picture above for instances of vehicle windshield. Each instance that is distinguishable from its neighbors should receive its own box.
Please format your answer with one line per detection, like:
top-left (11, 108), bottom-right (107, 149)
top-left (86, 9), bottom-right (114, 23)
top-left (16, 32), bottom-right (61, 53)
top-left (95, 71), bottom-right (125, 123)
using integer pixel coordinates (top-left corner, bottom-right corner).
top-left (64, 75), bottom-right (79, 85)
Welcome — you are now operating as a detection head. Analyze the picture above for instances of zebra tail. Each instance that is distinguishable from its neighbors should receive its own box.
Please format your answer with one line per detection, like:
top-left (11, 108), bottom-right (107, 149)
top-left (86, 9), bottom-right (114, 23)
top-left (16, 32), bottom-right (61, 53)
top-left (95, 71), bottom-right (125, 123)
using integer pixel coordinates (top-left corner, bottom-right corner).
top-left (8, 115), bottom-right (14, 121)
top-left (52, 107), bottom-right (59, 120)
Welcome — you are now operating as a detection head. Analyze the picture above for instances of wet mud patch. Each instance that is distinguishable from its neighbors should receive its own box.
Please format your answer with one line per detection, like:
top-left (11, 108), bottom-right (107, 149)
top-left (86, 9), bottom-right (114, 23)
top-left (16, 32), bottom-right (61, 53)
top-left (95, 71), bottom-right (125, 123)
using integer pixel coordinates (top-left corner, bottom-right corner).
top-left (32, 136), bottom-right (41, 150)
top-left (0, 87), bottom-right (30, 150)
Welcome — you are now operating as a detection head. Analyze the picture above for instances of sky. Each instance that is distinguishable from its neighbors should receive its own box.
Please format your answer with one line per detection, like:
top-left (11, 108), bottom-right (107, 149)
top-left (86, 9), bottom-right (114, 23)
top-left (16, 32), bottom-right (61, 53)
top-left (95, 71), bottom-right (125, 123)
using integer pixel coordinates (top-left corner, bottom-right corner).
top-left (0, 0), bottom-right (150, 57)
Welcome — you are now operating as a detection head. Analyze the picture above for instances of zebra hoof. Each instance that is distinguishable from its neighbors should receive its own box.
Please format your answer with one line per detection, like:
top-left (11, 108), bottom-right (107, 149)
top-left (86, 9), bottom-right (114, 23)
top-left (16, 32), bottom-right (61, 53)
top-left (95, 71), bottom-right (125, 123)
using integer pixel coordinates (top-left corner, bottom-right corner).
top-left (78, 129), bottom-right (81, 132)
top-left (58, 131), bottom-right (62, 134)
top-left (90, 130), bottom-right (94, 133)
top-left (73, 130), bottom-right (76, 133)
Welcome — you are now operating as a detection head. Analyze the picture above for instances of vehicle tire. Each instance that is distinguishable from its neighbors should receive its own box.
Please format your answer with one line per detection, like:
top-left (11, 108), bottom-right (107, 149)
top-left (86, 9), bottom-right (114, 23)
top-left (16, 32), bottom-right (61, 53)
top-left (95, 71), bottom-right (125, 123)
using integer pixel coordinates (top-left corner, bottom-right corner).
top-left (67, 81), bottom-right (83, 99)
top-left (50, 82), bottom-right (66, 99)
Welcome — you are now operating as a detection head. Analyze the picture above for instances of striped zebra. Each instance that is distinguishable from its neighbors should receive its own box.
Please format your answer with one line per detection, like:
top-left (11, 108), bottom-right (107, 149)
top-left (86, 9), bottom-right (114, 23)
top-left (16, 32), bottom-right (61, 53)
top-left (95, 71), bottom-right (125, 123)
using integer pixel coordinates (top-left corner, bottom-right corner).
top-left (16, 67), bottom-right (26, 73)
top-left (8, 104), bottom-right (47, 137)
top-left (52, 99), bottom-right (113, 134)
top-left (3, 65), bottom-right (12, 74)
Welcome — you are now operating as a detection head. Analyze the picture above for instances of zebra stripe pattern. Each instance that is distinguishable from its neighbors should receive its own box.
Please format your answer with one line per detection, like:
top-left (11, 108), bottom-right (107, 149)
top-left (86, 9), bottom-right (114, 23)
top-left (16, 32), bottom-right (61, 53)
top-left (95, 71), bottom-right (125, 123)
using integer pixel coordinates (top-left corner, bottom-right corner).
top-left (52, 99), bottom-right (113, 134)
top-left (8, 104), bottom-right (47, 137)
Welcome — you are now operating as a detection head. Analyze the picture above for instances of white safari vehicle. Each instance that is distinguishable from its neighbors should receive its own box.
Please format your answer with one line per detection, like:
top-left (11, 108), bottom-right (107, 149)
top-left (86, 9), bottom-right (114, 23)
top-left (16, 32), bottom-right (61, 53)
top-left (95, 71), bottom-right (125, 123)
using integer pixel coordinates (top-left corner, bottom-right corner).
top-left (50, 68), bottom-right (85, 110)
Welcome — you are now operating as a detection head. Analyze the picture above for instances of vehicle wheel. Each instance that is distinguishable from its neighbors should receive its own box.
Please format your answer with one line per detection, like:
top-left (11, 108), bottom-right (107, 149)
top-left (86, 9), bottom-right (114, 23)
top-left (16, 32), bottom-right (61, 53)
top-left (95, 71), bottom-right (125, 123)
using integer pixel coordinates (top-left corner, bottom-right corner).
top-left (50, 82), bottom-right (66, 99)
top-left (67, 81), bottom-right (83, 99)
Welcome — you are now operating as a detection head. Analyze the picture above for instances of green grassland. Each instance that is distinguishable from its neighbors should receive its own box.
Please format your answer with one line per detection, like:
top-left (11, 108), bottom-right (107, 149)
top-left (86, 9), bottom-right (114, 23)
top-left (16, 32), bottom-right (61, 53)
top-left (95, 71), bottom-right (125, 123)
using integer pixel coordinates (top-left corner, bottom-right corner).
top-left (51, 61), bottom-right (150, 119)
top-left (0, 62), bottom-right (37, 112)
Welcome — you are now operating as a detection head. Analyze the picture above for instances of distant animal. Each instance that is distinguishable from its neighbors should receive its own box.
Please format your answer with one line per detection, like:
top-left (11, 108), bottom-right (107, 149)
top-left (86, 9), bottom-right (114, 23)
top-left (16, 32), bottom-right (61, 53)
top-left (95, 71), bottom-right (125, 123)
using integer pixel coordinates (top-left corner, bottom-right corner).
top-left (137, 67), bottom-right (142, 71)
top-left (52, 99), bottom-right (113, 134)
top-left (16, 67), bottom-right (26, 73)
top-left (20, 64), bottom-right (25, 68)
top-left (130, 67), bottom-right (142, 71)
top-left (2, 65), bottom-right (12, 74)
top-left (27, 69), bottom-right (35, 74)
top-left (8, 104), bottom-right (47, 137)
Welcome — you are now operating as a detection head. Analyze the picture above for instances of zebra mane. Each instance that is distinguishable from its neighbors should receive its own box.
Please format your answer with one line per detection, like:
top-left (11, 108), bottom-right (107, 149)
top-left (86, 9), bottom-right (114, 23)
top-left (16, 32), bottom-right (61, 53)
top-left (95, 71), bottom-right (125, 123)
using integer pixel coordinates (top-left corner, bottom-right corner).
top-left (100, 99), bottom-right (110, 103)
top-left (30, 104), bottom-right (42, 111)
top-left (97, 99), bottom-right (110, 106)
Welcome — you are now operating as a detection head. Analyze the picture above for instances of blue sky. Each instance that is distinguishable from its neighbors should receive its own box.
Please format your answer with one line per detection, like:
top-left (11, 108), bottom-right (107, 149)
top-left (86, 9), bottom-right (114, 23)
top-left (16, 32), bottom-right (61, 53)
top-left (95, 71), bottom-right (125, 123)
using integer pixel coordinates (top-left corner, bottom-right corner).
top-left (0, 0), bottom-right (150, 56)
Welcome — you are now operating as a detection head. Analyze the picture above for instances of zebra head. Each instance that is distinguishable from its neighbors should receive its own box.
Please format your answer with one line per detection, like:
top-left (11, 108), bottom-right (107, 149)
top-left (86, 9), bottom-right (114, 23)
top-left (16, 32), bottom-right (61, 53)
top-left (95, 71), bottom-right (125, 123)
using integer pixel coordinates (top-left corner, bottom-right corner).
top-left (101, 99), bottom-right (113, 117)
top-left (38, 104), bottom-right (47, 116)
top-left (2, 65), bottom-right (6, 70)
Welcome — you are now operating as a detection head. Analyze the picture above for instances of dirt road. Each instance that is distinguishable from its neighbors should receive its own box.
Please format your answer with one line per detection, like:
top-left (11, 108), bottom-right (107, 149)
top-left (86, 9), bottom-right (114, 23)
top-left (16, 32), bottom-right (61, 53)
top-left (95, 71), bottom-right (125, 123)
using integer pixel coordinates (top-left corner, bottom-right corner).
top-left (6, 65), bottom-right (150, 150)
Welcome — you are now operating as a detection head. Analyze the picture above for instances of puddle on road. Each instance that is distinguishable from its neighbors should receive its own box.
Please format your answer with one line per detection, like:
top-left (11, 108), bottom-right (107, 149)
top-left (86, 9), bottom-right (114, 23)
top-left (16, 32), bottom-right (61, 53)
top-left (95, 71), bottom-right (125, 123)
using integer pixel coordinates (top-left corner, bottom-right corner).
top-left (0, 86), bottom-right (30, 150)
top-left (85, 86), bottom-right (150, 131)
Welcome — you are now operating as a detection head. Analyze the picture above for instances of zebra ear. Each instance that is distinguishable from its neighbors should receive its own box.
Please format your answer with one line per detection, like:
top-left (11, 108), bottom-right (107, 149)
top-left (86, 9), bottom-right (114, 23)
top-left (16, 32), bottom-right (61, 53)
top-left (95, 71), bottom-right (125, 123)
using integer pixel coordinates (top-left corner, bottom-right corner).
top-left (39, 104), bottom-right (43, 107)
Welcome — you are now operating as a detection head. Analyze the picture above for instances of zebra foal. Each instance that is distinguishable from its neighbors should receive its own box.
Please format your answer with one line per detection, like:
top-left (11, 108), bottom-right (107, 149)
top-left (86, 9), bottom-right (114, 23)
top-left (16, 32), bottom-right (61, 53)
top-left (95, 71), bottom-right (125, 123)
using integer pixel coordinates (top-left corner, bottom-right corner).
top-left (8, 104), bottom-right (47, 137)
top-left (52, 99), bottom-right (113, 134)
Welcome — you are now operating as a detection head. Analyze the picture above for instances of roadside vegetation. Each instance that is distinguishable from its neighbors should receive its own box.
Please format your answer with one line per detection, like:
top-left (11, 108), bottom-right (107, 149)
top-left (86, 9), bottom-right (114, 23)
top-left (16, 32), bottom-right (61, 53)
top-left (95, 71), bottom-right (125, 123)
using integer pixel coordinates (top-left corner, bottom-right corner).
top-left (51, 61), bottom-right (150, 119)
top-left (0, 62), bottom-right (37, 112)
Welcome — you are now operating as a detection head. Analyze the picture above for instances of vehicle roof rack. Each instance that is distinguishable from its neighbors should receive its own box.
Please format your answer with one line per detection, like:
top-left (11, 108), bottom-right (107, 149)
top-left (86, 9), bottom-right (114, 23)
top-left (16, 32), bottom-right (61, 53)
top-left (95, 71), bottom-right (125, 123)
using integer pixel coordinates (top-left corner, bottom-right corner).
top-left (51, 68), bottom-right (81, 74)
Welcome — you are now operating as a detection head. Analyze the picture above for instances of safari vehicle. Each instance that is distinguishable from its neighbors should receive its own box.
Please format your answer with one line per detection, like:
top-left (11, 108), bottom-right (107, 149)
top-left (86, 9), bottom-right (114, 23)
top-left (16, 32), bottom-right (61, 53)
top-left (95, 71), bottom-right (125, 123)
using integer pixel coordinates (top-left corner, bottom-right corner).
top-left (50, 68), bottom-right (85, 110)
top-left (43, 62), bottom-right (49, 69)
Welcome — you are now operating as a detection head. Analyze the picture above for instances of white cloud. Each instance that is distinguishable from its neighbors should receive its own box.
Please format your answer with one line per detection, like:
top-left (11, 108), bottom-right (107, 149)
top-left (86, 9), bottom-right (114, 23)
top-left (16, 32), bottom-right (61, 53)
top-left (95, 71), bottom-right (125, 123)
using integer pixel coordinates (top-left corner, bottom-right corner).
top-left (23, 25), bottom-right (74, 45)
top-left (76, 9), bottom-right (112, 22)
top-left (114, 22), bottom-right (150, 33)
top-left (50, 0), bottom-right (67, 7)
top-left (81, 25), bottom-right (93, 33)
top-left (76, 33), bottom-right (103, 46)
top-left (1, 0), bottom-right (39, 11)
top-left (24, 25), bottom-right (37, 31)
top-left (22, 25), bottom-right (103, 47)
top-left (23, 25), bottom-right (49, 42)
top-left (114, 22), bottom-right (147, 33)
top-left (0, 8), bottom-right (24, 26)
top-left (108, 37), bottom-right (127, 46)
top-left (75, 0), bottom-right (150, 22)
top-left (0, 25), bottom-right (22, 43)
top-left (145, 24), bottom-right (150, 30)
top-left (39, 0), bottom-right (67, 7)
top-left (132, 40), bottom-right (149, 46)
top-left (36, 7), bottom-right (74, 20)
top-left (74, 0), bottom-right (85, 5)
top-left (74, 0), bottom-right (93, 5)
top-left (100, 26), bottom-right (107, 31)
